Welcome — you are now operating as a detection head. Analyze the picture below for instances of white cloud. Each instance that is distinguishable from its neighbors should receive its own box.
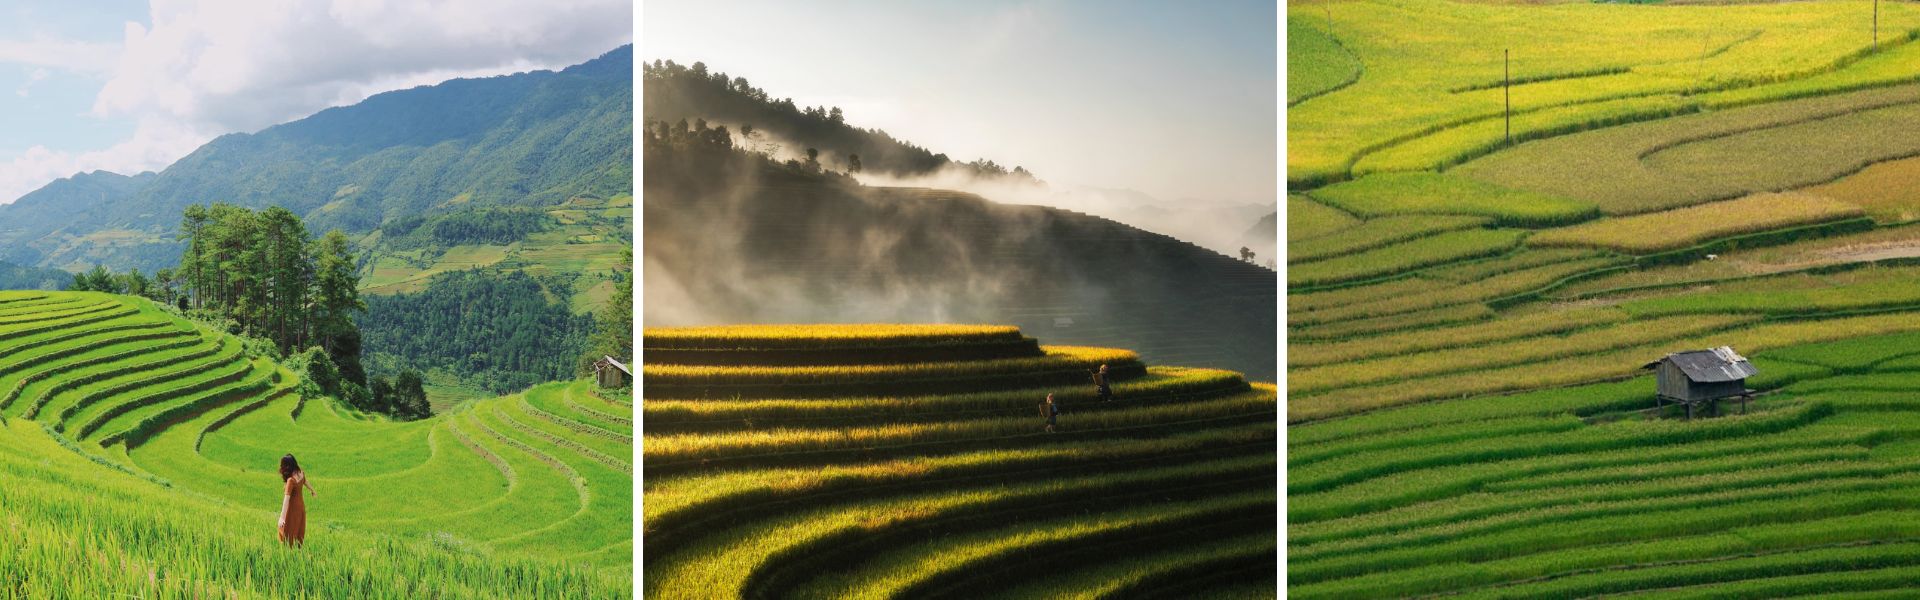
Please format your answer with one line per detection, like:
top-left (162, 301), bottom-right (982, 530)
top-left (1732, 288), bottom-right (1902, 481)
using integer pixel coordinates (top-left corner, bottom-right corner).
top-left (15, 67), bottom-right (49, 97)
top-left (0, 37), bottom-right (119, 74)
top-left (94, 0), bottom-right (633, 133)
top-left (1, 0), bottom-right (631, 205)
top-left (0, 118), bottom-right (208, 204)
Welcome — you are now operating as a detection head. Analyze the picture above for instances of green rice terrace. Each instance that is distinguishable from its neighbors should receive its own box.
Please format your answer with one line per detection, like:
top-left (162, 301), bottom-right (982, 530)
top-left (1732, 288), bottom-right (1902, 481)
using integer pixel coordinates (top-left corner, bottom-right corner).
top-left (1292, 0), bottom-right (1920, 595)
top-left (0, 291), bottom-right (631, 598)
top-left (640, 324), bottom-right (1278, 598)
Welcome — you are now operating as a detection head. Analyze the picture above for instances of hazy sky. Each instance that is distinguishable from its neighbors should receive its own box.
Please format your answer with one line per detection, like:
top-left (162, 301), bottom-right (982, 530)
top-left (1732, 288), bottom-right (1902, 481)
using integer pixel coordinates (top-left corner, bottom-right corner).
top-left (0, 0), bottom-right (631, 204)
top-left (643, 0), bottom-right (1277, 206)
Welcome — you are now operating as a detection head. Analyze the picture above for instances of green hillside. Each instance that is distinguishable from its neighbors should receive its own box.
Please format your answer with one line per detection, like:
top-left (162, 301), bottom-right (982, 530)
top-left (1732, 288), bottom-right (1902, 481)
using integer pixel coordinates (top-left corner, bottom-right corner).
top-left (0, 260), bottom-right (69, 291)
top-left (641, 324), bottom-right (1276, 598)
top-left (1290, 0), bottom-right (1920, 594)
top-left (0, 47), bottom-right (634, 401)
top-left (0, 290), bottom-right (630, 596)
top-left (0, 46), bottom-right (632, 274)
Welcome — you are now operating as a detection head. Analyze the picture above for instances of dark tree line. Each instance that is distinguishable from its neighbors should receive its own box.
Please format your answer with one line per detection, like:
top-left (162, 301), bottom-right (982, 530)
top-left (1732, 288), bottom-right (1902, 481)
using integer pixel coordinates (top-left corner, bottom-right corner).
top-left (176, 204), bottom-right (366, 383)
top-left (360, 269), bottom-right (594, 394)
top-left (0, 260), bottom-right (72, 291)
top-left (643, 59), bottom-right (1039, 183)
top-left (379, 208), bottom-right (552, 248)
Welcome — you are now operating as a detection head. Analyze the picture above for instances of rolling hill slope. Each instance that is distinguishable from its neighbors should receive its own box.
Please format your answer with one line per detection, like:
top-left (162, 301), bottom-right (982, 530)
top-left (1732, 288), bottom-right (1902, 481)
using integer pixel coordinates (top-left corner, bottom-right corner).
top-left (645, 129), bottom-right (1276, 382)
top-left (641, 324), bottom-right (1277, 598)
top-left (0, 290), bottom-right (631, 596)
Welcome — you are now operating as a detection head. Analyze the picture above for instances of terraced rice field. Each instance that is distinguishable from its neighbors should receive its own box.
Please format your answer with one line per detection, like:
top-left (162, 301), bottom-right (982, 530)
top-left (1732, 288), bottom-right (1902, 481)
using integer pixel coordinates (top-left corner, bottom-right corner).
top-left (1458, 83), bottom-right (1920, 215)
top-left (641, 324), bottom-right (1278, 598)
top-left (1527, 192), bottom-right (1866, 253)
top-left (1289, 335), bottom-right (1920, 598)
top-left (0, 291), bottom-right (631, 597)
top-left (1289, 2), bottom-right (1920, 592)
top-left (1288, 0), bottom-right (1920, 187)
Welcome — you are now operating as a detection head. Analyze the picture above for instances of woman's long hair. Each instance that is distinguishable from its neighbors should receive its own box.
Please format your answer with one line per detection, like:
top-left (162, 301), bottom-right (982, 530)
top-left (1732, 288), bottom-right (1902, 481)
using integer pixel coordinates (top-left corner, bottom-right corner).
top-left (280, 454), bottom-right (301, 481)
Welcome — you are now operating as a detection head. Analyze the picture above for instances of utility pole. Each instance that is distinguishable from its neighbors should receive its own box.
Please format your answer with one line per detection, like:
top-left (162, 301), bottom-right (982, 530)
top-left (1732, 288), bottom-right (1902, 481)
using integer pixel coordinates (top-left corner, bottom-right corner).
top-left (1326, 0), bottom-right (1334, 38)
top-left (1504, 49), bottom-right (1511, 145)
top-left (1875, 0), bottom-right (1880, 49)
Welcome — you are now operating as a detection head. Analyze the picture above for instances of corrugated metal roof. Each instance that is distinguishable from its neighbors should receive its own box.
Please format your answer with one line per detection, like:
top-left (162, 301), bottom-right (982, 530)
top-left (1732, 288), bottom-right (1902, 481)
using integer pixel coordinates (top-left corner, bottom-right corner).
top-left (1642, 346), bottom-right (1757, 383)
top-left (602, 356), bottom-right (631, 376)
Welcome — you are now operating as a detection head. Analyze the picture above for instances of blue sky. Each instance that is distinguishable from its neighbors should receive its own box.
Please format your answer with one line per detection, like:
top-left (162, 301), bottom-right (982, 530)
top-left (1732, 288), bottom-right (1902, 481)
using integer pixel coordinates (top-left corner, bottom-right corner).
top-left (0, 0), bottom-right (632, 205)
top-left (0, 1), bottom-right (145, 157)
top-left (643, 0), bottom-right (1278, 205)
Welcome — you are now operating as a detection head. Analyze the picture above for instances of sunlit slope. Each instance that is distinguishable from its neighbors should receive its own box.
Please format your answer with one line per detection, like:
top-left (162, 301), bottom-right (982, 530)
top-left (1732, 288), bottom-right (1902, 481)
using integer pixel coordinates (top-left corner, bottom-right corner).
top-left (0, 290), bottom-right (631, 596)
top-left (1289, 0), bottom-right (1920, 186)
top-left (641, 324), bottom-right (1278, 599)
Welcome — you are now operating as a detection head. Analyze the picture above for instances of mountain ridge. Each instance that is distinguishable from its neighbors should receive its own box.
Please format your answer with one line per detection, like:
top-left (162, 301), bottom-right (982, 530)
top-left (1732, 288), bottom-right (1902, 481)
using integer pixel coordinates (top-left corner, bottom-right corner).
top-left (0, 45), bottom-right (634, 273)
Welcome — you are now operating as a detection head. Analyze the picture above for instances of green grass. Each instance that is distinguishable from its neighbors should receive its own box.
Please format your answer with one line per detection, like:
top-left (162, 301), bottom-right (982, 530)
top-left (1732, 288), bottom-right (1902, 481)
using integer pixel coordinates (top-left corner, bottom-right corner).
top-left (1289, 228), bottom-right (1528, 288)
top-left (1620, 267), bottom-right (1920, 317)
top-left (1528, 192), bottom-right (1865, 253)
top-left (1289, 255), bottom-right (1623, 329)
top-left (1288, 0), bottom-right (1920, 186)
top-left (0, 292), bottom-right (632, 593)
top-left (1289, 314), bottom-right (1754, 394)
top-left (1289, 17), bottom-right (1360, 105)
top-left (0, 420), bottom-right (626, 599)
top-left (1291, 311), bottom-right (1920, 422)
top-left (1287, 194), bottom-right (1360, 241)
top-left (1307, 172), bottom-right (1598, 227)
top-left (1288, 215), bottom-right (1490, 264)
top-left (1459, 83), bottom-right (1920, 215)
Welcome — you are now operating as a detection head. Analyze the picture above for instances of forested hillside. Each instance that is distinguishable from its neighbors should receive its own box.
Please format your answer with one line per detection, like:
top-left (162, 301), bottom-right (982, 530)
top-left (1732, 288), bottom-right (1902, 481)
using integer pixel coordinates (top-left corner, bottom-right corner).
top-left (0, 46), bottom-right (633, 273)
top-left (360, 270), bottom-right (595, 394)
top-left (0, 260), bottom-right (70, 291)
top-left (643, 59), bottom-right (1036, 181)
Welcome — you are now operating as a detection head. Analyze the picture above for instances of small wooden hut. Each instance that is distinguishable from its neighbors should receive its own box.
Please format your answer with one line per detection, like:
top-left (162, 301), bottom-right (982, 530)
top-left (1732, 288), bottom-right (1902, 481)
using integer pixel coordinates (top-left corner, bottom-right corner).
top-left (1642, 346), bottom-right (1757, 419)
top-left (594, 356), bottom-right (631, 388)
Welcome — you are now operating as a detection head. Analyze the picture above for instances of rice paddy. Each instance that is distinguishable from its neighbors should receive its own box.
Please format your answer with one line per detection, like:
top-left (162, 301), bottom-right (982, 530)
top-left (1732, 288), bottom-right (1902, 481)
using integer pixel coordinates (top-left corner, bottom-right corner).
top-left (1306, 172), bottom-right (1597, 227)
top-left (1289, 2), bottom-right (1920, 590)
top-left (0, 291), bottom-right (631, 597)
top-left (641, 323), bottom-right (1277, 598)
top-left (1289, 0), bottom-right (1920, 187)
top-left (1527, 192), bottom-right (1866, 253)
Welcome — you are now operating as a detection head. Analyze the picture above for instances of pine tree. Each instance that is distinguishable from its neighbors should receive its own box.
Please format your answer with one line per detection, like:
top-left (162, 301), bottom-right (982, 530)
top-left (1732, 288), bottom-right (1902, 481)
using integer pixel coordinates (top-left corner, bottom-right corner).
top-left (312, 230), bottom-right (367, 385)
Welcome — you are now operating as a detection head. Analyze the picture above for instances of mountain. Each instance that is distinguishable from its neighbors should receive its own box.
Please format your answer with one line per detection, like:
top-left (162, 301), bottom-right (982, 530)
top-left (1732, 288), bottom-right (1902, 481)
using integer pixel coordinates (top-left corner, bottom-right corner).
top-left (644, 124), bottom-right (1276, 381)
top-left (0, 260), bottom-right (70, 290)
top-left (643, 59), bottom-right (1037, 181)
top-left (0, 45), bottom-right (634, 273)
top-left (1238, 212), bottom-right (1277, 263)
top-left (0, 171), bottom-right (157, 270)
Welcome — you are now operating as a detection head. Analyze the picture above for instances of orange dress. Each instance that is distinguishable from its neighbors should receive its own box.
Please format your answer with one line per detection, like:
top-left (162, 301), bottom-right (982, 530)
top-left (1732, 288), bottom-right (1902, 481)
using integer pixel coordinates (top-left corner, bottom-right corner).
top-left (278, 473), bottom-right (307, 545)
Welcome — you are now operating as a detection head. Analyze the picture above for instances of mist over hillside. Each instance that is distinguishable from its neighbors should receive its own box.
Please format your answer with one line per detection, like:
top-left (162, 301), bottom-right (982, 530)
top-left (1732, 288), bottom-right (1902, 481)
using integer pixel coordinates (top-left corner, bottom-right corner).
top-left (644, 119), bottom-right (1276, 380)
top-left (643, 58), bottom-right (1273, 258)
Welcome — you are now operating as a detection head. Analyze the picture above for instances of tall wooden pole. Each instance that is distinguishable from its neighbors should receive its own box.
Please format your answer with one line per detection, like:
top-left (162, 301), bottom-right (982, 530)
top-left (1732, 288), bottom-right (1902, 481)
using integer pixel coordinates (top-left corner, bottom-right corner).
top-left (1504, 49), bottom-right (1511, 145)
top-left (1875, 0), bottom-right (1880, 49)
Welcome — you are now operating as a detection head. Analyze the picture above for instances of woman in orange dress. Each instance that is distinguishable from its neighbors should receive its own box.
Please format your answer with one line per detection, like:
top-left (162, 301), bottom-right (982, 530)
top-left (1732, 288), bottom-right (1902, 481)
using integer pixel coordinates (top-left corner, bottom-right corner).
top-left (278, 454), bottom-right (317, 547)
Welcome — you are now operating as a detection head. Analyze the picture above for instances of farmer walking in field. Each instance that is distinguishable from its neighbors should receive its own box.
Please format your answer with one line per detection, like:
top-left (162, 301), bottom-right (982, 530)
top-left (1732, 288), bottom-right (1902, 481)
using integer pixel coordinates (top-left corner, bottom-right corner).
top-left (1041, 393), bottom-right (1059, 433)
top-left (279, 454), bottom-right (317, 547)
top-left (1092, 364), bottom-right (1113, 402)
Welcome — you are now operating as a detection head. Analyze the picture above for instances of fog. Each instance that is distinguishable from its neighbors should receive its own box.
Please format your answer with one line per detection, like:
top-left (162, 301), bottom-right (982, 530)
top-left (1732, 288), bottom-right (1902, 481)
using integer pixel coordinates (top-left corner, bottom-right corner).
top-left (643, 0), bottom-right (1277, 225)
